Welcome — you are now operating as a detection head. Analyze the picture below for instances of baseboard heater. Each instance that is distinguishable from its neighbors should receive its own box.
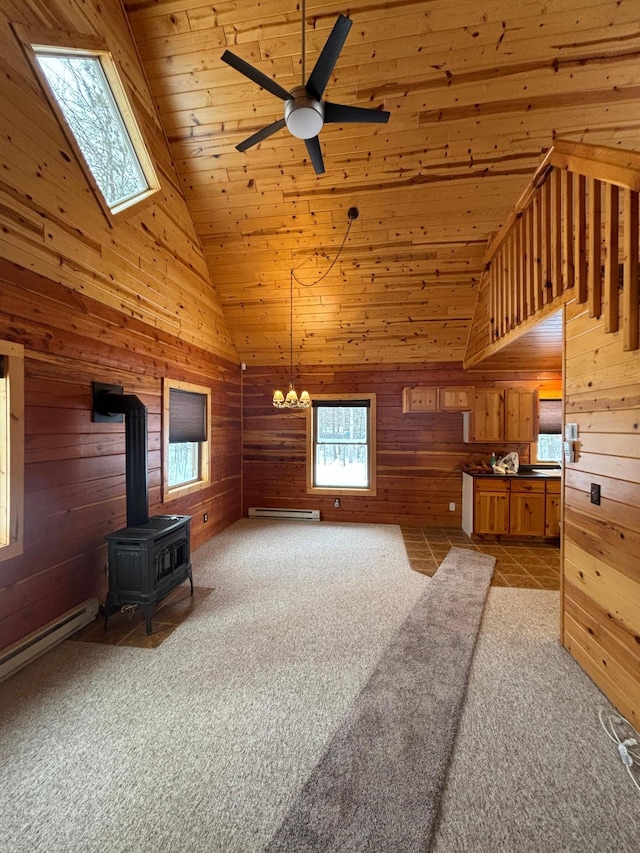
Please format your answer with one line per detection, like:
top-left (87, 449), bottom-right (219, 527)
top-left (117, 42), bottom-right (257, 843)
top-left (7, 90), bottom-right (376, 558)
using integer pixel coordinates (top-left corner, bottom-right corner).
top-left (248, 507), bottom-right (320, 521)
top-left (0, 597), bottom-right (99, 683)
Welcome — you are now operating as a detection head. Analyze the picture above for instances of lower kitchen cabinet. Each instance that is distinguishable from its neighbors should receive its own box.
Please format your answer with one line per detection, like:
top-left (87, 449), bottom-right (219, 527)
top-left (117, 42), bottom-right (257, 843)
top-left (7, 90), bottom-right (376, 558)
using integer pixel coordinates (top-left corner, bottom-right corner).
top-left (462, 473), bottom-right (560, 539)
top-left (473, 479), bottom-right (510, 535)
top-left (545, 480), bottom-right (561, 537)
top-left (509, 480), bottom-right (546, 536)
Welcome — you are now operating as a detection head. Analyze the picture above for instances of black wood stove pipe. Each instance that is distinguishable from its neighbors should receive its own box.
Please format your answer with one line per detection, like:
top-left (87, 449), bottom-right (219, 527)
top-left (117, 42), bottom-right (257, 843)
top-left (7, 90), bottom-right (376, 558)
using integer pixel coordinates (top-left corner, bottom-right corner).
top-left (93, 390), bottom-right (150, 528)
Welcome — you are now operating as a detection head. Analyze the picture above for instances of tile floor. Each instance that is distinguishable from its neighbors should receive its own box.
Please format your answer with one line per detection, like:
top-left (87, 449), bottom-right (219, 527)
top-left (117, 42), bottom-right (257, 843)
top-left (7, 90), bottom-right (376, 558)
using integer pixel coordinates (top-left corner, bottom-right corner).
top-left (401, 526), bottom-right (560, 590)
top-left (70, 586), bottom-right (214, 649)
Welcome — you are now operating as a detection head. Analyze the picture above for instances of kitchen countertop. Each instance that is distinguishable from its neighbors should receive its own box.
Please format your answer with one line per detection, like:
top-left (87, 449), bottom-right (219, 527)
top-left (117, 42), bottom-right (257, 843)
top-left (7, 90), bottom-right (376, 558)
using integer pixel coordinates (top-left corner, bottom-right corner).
top-left (462, 467), bottom-right (561, 480)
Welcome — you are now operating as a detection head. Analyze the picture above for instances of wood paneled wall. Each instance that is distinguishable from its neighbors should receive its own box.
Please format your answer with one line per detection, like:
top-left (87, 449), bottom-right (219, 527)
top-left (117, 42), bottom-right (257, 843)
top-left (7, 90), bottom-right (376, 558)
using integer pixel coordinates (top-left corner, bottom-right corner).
top-left (0, 0), bottom-right (237, 359)
top-left (0, 260), bottom-right (241, 651)
top-left (242, 364), bottom-right (560, 526)
top-left (563, 301), bottom-right (640, 726)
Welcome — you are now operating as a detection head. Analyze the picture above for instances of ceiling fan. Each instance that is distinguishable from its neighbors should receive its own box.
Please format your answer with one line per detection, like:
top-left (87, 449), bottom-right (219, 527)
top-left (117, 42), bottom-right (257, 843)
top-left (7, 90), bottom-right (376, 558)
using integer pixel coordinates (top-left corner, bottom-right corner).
top-left (221, 6), bottom-right (390, 175)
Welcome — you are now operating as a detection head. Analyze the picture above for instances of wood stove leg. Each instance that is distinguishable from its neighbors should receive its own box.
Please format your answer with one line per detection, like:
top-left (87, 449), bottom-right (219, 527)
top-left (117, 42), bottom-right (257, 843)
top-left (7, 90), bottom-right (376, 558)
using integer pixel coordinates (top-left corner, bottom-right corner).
top-left (144, 606), bottom-right (153, 635)
top-left (189, 571), bottom-right (194, 596)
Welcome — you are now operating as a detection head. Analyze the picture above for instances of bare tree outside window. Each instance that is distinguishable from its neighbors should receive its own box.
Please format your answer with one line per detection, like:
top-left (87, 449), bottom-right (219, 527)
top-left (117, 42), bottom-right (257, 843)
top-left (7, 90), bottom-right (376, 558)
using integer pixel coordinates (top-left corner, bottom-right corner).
top-left (314, 405), bottom-right (369, 487)
top-left (35, 54), bottom-right (149, 208)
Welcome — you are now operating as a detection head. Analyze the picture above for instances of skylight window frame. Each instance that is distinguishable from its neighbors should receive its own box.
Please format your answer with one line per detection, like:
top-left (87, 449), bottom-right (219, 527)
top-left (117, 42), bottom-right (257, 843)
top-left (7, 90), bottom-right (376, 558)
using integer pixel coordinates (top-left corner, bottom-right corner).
top-left (13, 25), bottom-right (160, 224)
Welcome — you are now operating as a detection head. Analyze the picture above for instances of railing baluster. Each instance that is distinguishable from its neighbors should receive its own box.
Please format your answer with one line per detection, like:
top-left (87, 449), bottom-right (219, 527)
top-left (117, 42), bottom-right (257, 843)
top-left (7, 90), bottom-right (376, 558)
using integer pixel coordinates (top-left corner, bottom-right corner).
top-left (542, 176), bottom-right (552, 303)
top-left (533, 190), bottom-right (543, 311)
top-left (574, 174), bottom-right (587, 302)
top-left (490, 259), bottom-right (497, 342)
top-left (495, 246), bottom-right (503, 339)
top-left (510, 222), bottom-right (522, 327)
top-left (525, 205), bottom-right (535, 319)
top-left (504, 236), bottom-right (512, 333)
top-left (551, 168), bottom-right (563, 297)
top-left (604, 183), bottom-right (620, 333)
top-left (588, 177), bottom-right (602, 318)
top-left (562, 170), bottom-right (574, 290)
top-left (623, 188), bottom-right (639, 351)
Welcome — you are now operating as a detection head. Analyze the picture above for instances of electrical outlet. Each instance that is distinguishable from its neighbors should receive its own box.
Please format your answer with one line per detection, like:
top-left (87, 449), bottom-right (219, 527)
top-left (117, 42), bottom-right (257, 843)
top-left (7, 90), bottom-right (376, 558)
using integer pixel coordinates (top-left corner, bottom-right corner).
top-left (449, 502), bottom-right (456, 511)
top-left (203, 513), bottom-right (208, 522)
top-left (590, 484), bottom-right (601, 506)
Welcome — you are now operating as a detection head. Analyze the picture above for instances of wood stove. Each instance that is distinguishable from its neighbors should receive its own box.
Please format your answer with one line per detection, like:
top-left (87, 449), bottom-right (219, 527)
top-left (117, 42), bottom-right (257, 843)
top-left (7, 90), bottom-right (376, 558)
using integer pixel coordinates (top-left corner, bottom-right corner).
top-left (104, 515), bottom-right (192, 634)
top-left (93, 384), bottom-right (194, 635)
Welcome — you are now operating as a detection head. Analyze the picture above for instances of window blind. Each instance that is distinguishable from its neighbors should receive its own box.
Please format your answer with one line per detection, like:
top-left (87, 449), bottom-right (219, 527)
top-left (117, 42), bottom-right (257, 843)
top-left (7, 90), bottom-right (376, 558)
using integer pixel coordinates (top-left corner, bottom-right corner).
top-left (539, 399), bottom-right (562, 434)
top-left (312, 399), bottom-right (370, 409)
top-left (169, 389), bottom-right (207, 443)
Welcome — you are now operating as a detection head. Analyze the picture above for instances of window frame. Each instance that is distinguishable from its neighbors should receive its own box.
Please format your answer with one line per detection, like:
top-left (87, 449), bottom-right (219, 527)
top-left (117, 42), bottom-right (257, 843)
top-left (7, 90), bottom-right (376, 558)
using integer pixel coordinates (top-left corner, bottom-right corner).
top-left (162, 378), bottom-right (211, 502)
top-left (12, 24), bottom-right (160, 225)
top-left (306, 393), bottom-right (377, 497)
top-left (0, 341), bottom-right (25, 563)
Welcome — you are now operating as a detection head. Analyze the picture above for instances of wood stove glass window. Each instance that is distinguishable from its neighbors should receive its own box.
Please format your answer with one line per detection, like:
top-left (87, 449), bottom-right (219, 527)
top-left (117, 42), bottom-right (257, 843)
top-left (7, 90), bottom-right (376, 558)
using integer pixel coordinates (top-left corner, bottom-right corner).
top-left (0, 341), bottom-right (24, 562)
top-left (163, 379), bottom-right (211, 500)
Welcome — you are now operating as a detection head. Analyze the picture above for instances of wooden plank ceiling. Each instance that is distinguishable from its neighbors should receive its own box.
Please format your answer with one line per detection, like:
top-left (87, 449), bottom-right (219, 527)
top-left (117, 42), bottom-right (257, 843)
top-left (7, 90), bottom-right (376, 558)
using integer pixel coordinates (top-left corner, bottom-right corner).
top-left (124, 0), bottom-right (640, 367)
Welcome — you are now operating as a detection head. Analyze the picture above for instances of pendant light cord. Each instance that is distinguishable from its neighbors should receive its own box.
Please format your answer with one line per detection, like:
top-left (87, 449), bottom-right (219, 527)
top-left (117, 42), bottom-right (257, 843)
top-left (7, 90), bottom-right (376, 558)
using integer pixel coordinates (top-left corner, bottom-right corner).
top-left (291, 213), bottom-right (355, 288)
top-left (289, 270), bottom-right (294, 382)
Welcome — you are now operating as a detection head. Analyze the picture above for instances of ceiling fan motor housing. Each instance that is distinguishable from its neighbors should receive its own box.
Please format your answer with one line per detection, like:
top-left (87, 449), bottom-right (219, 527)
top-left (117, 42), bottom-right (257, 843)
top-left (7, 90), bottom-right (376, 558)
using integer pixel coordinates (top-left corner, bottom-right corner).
top-left (284, 86), bottom-right (324, 139)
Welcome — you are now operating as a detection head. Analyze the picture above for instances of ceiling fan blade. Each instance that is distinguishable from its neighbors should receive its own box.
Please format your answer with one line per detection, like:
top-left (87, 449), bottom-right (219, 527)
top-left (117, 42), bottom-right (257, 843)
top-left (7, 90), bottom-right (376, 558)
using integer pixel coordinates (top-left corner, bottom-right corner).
top-left (236, 119), bottom-right (287, 152)
top-left (324, 102), bottom-right (391, 125)
top-left (221, 50), bottom-right (292, 101)
top-left (305, 14), bottom-right (352, 101)
top-left (304, 136), bottom-right (325, 175)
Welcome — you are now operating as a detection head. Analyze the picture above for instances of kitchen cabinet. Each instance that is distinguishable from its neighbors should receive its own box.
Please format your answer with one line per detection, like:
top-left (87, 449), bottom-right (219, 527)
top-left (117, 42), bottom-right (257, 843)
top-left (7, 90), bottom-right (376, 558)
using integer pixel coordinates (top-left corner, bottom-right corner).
top-left (462, 472), bottom-right (560, 539)
top-left (402, 385), bottom-right (473, 413)
top-left (402, 387), bottom-right (438, 412)
top-left (509, 480), bottom-right (546, 536)
top-left (463, 388), bottom-right (538, 443)
top-left (473, 478), bottom-right (510, 535)
top-left (505, 389), bottom-right (538, 442)
top-left (468, 389), bottom-right (504, 442)
top-left (545, 479), bottom-right (561, 537)
top-left (438, 386), bottom-right (474, 412)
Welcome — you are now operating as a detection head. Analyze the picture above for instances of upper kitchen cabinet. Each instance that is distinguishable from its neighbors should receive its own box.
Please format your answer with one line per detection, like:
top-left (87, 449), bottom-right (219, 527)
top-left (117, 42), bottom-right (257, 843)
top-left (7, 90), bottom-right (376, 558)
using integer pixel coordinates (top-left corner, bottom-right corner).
top-left (504, 389), bottom-right (538, 442)
top-left (402, 386), bottom-right (473, 413)
top-left (438, 386), bottom-right (474, 412)
top-left (402, 387), bottom-right (438, 412)
top-left (464, 388), bottom-right (538, 443)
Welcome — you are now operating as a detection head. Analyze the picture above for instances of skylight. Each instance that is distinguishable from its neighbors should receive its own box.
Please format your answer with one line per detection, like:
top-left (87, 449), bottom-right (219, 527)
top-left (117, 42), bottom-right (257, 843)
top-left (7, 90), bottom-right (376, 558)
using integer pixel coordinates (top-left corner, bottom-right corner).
top-left (32, 47), bottom-right (159, 216)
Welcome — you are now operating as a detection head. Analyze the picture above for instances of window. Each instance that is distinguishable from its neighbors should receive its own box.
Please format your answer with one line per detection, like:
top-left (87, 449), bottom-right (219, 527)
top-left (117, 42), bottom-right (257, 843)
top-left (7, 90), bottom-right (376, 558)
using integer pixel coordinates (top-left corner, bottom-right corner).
top-left (307, 394), bottom-right (377, 495)
top-left (15, 26), bottom-right (159, 219)
top-left (0, 341), bottom-right (25, 562)
top-left (537, 398), bottom-right (563, 464)
top-left (162, 379), bottom-right (210, 500)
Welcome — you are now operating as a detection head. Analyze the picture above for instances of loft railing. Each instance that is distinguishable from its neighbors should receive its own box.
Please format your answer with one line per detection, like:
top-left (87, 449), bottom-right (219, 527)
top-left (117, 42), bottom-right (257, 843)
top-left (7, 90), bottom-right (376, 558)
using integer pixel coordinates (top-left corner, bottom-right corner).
top-left (484, 140), bottom-right (640, 352)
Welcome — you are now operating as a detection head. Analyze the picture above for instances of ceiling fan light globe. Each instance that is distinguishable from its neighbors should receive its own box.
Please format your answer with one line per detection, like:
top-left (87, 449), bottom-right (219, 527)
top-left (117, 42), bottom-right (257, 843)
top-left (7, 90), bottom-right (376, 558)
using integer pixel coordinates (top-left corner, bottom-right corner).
top-left (285, 90), bottom-right (324, 139)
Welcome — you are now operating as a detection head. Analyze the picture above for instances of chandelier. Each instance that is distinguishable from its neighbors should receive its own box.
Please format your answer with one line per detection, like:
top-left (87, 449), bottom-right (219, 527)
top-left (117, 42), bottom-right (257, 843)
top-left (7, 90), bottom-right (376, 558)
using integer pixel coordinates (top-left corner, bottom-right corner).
top-left (272, 270), bottom-right (311, 409)
top-left (272, 207), bottom-right (359, 410)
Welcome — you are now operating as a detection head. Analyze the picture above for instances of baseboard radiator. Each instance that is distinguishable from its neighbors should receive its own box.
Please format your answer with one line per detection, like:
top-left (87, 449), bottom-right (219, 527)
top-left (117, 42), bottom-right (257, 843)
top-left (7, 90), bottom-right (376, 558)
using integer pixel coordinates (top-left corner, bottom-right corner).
top-left (0, 597), bottom-right (99, 683)
top-left (248, 507), bottom-right (320, 521)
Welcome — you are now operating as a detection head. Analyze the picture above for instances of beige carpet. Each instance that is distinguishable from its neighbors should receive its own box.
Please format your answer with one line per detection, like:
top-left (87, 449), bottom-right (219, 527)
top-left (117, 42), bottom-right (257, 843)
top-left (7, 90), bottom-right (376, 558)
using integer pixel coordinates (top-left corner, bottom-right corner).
top-left (0, 520), bottom-right (637, 853)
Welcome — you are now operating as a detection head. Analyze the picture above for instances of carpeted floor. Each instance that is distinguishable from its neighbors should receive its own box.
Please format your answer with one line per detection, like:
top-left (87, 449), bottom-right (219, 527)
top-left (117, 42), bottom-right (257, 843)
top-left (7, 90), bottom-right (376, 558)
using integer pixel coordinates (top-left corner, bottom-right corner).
top-left (0, 520), bottom-right (637, 853)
